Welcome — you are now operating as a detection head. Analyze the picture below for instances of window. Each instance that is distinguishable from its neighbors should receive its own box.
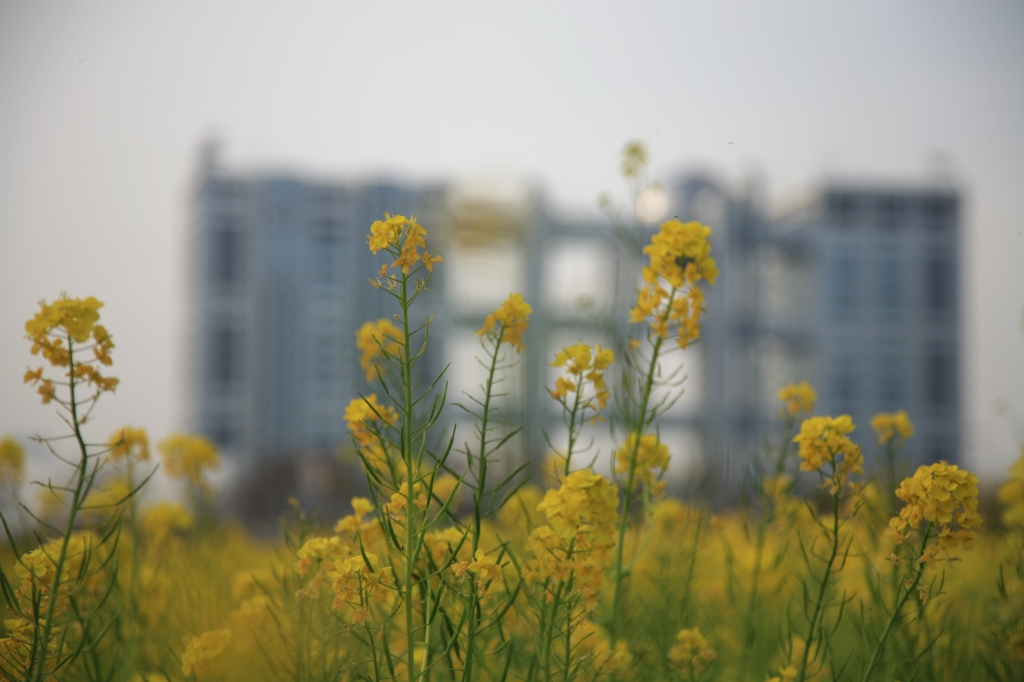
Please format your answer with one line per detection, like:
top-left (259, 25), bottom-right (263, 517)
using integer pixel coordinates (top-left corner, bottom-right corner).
top-left (877, 196), bottom-right (907, 230)
top-left (210, 220), bottom-right (244, 284)
top-left (313, 233), bottom-right (339, 284)
top-left (922, 195), bottom-right (955, 231)
top-left (211, 327), bottom-right (240, 385)
top-left (925, 256), bottom-right (953, 313)
top-left (312, 333), bottom-right (340, 384)
top-left (831, 352), bottom-right (858, 413)
top-left (924, 350), bottom-right (953, 409)
top-left (827, 193), bottom-right (859, 227)
top-left (828, 252), bottom-right (859, 312)
top-left (878, 351), bottom-right (904, 409)
top-left (877, 252), bottom-right (905, 311)
top-left (208, 416), bottom-right (237, 448)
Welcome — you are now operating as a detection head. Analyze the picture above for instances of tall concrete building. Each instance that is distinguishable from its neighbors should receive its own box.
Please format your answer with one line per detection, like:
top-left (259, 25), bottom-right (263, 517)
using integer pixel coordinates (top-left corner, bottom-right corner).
top-left (187, 146), bottom-right (961, 504)
top-left (679, 175), bottom-right (962, 493)
top-left (186, 146), bottom-right (444, 462)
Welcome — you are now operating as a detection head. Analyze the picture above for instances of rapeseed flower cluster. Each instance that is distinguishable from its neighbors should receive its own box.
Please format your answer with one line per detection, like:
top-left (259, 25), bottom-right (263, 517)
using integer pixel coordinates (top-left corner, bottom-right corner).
top-left (870, 410), bottom-right (915, 445)
top-left (477, 292), bottom-right (533, 353)
top-left (366, 213), bottom-right (442, 274)
top-left (356, 318), bottom-right (403, 382)
top-left (344, 394), bottom-right (398, 447)
top-left (777, 381), bottom-right (817, 417)
top-left (668, 627), bottom-right (716, 677)
top-left (792, 415), bottom-right (864, 493)
top-left (107, 425), bottom-right (150, 462)
top-left (889, 461), bottom-right (982, 568)
top-left (549, 342), bottom-right (615, 411)
top-left (0, 436), bottom-right (25, 487)
top-left (997, 447), bottom-right (1024, 526)
top-left (23, 294), bottom-right (118, 402)
top-left (614, 433), bottom-right (670, 493)
top-left (327, 553), bottom-right (394, 622)
top-left (158, 434), bottom-right (220, 491)
top-left (181, 629), bottom-right (232, 679)
top-left (527, 470), bottom-right (619, 608)
top-left (630, 219), bottom-right (718, 348)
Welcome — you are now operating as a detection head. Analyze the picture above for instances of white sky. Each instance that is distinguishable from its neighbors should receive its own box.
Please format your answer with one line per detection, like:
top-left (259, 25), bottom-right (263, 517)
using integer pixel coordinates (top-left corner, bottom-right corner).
top-left (0, 1), bottom-right (1022, 484)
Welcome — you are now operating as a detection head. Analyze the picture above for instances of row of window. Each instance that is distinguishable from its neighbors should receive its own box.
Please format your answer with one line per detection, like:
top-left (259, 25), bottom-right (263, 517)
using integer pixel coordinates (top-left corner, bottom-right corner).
top-left (208, 224), bottom-right (354, 286)
top-left (826, 193), bottom-right (956, 230)
top-left (207, 328), bottom-right (347, 387)
top-left (830, 350), bottom-right (954, 411)
top-left (827, 252), bottom-right (954, 314)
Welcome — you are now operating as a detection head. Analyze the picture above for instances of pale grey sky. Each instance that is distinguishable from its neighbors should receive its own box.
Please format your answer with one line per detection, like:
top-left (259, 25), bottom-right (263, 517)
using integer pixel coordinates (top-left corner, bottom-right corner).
top-left (1, 1), bottom-right (1021, 482)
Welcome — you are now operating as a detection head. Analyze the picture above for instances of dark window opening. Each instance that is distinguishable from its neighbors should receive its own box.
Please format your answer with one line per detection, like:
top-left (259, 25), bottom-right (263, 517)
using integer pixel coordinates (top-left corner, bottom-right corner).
top-left (211, 327), bottom-right (240, 385)
top-left (877, 196), bottom-right (907, 230)
top-left (925, 258), bottom-right (952, 313)
top-left (211, 222), bottom-right (244, 284)
top-left (922, 196), bottom-right (956, 231)
top-left (879, 352), bottom-right (903, 409)
top-left (878, 255), bottom-right (905, 311)
top-left (828, 193), bottom-right (859, 226)
top-left (925, 351), bottom-right (953, 408)
top-left (828, 253), bottom-right (859, 312)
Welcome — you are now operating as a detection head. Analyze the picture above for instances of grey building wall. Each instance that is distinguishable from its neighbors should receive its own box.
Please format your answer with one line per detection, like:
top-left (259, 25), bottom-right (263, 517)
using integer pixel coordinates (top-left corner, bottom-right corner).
top-left (685, 177), bottom-right (962, 496)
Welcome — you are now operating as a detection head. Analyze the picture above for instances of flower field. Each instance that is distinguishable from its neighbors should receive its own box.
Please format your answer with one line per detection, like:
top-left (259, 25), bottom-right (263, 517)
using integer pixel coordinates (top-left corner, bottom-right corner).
top-left (1, 194), bottom-right (1021, 681)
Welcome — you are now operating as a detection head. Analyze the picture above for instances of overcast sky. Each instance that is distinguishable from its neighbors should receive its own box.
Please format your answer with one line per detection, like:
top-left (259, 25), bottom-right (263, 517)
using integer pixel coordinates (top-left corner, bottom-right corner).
top-left (1, 1), bottom-right (1021, 483)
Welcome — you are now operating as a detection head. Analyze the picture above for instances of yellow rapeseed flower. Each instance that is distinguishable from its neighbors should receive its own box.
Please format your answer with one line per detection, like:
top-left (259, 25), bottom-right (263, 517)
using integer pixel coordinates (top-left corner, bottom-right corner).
top-left (537, 469), bottom-right (618, 554)
top-left (889, 461), bottom-right (982, 568)
top-left (668, 627), bottom-right (717, 676)
top-left (0, 437), bottom-right (26, 487)
top-left (549, 342), bottom-right (615, 410)
top-left (181, 629), bottom-right (232, 679)
top-left (778, 381), bottom-right (817, 417)
top-left (477, 293), bottom-right (532, 354)
top-left (871, 410), bottom-right (915, 445)
top-left (158, 434), bottom-right (220, 490)
top-left (23, 294), bottom-right (118, 401)
top-left (998, 447), bottom-right (1024, 527)
top-left (630, 219), bottom-right (717, 349)
top-left (355, 318), bottom-right (403, 383)
top-left (615, 433), bottom-right (670, 492)
top-left (366, 213), bottom-right (442, 274)
top-left (107, 426), bottom-right (150, 462)
top-left (792, 415), bottom-right (863, 494)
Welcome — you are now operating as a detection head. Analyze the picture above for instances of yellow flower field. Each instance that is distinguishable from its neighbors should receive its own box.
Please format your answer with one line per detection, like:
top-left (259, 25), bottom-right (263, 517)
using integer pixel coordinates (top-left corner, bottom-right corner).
top-left (1, 151), bottom-right (1021, 681)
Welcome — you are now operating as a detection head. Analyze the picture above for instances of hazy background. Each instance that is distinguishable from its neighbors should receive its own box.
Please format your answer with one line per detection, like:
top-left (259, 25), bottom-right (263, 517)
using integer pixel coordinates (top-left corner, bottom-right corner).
top-left (1, 1), bottom-right (1022, 484)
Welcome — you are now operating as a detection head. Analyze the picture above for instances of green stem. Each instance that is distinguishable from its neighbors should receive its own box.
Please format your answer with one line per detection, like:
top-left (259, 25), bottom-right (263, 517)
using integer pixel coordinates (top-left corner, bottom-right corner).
top-left (400, 270), bottom-right (418, 682)
top-left (741, 417), bottom-right (796, 676)
top-left (562, 379), bottom-right (584, 478)
top-left (860, 527), bottom-right (932, 682)
top-left (464, 326), bottom-right (505, 682)
top-left (31, 336), bottom-right (93, 682)
top-left (796, 466), bottom-right (843, 682)
top-left (610, 290), bottom-right (675, 642)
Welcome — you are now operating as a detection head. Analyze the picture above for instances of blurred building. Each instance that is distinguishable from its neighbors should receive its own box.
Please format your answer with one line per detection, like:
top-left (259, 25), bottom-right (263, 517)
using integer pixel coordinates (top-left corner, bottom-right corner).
top-left (678, 175), bottom-right (962, 493)
top-left (186, 144), bottom-right (444, 465)
top-left (187, 144), bottom-right (961, 505)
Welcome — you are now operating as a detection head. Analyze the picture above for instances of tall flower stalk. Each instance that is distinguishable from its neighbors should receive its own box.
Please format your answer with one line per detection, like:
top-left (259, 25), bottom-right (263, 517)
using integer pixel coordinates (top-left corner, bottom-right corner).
top-left (609, 218), bottom-right (717, 642)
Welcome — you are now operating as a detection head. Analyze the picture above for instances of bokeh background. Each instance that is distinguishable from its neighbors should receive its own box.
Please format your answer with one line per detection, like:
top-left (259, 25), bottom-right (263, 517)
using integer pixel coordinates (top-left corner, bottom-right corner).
top-left (1, 2), bottom-right (1021, 494)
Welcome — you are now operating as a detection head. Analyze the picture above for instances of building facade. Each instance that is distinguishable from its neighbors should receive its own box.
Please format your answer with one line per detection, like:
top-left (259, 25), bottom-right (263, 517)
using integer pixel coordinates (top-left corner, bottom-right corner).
top-left (683, 176), bottom-right (962, 493)
top-left (186, 148), bottom-right (444, 461)
top-left (187, 148), bottom-right (961, 502)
